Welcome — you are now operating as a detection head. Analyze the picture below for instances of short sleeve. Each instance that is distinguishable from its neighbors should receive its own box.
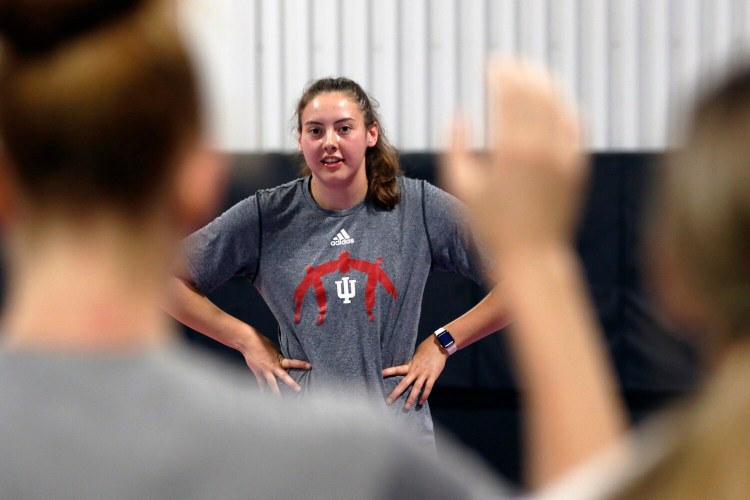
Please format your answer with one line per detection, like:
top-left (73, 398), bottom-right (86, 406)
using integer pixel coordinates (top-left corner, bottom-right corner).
top-left (422, 181), bottom-right (492, 285)
top-left (182, 195), bottom-right (261, 294)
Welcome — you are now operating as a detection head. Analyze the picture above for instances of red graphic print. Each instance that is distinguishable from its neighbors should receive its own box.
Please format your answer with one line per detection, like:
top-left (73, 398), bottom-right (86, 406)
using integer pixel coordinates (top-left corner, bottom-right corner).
top-left (292, 251), bottom-right (398, 325)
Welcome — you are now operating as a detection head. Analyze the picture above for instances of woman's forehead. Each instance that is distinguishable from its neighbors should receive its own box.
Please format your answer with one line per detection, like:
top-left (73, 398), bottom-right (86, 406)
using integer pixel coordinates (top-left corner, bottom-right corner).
top-left (302, 92), bottom-right (361, 120)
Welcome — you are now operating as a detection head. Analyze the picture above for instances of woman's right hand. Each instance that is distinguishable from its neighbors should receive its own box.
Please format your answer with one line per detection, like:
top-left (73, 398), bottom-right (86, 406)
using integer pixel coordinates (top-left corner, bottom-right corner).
top-left (164, 276), bottom-right (312, 396)
top-left (239, 327), bottom-right (311, 395)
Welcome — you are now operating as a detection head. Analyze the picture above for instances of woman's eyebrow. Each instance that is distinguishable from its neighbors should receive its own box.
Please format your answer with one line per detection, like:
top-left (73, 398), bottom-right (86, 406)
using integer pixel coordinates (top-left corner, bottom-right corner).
top-left (304, 117), bottom-right (355, 126)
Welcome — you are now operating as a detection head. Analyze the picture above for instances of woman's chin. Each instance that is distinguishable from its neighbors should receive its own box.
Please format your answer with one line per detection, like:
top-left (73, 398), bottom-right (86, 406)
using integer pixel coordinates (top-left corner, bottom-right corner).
top-left (313, 166), bottom-right (358, 184)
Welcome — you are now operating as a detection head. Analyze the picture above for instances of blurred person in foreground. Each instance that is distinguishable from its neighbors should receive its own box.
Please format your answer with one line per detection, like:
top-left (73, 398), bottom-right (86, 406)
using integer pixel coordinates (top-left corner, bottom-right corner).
top-left (447, 58), bottom-right (750, 498)
top-left (0, 0), bottom-right (506, 498)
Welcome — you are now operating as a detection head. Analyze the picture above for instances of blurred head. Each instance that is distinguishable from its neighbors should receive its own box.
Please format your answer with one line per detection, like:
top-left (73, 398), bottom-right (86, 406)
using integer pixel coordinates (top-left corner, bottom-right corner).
top-left (648, 65), bottom-right (750, 344)
top-left (0, 0), bottom-right (221, 231)
top-left (295, 77), bottom-right (402, 210)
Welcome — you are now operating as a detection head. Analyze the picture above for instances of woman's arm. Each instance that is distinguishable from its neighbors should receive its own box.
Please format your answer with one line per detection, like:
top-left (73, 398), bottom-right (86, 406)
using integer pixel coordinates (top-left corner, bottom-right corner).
top-left (442, 286), bottom-right (511, 348)
top-left (165, 274), bottom-right (310, 394)
top-left (499, 245), bottom-right (626, 487)
top-left (382, 286), bottom-right (509, 409)
top-left (444, 58), bottom-right (626, 488)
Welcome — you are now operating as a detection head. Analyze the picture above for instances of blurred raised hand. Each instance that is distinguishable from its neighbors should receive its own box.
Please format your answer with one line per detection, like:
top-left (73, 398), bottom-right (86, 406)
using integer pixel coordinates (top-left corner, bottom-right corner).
top-left (444, 59), bottom-right (588, 269)
top-left (444, 59), bottom-right (626, 488)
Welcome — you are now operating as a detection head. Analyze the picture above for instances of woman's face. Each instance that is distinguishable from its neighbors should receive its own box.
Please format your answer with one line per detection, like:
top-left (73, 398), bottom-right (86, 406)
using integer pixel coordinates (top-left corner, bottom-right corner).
top-left (298, 91), bottom-right (378, 189)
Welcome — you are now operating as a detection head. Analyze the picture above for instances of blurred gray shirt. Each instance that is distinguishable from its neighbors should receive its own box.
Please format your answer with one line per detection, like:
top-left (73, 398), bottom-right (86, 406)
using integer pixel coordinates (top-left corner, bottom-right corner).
top-left (0, 341), bottom-right (508, 499)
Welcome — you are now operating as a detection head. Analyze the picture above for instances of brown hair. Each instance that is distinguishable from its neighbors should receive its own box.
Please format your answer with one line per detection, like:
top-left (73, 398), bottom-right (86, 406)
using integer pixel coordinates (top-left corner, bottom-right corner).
top-left (294, 77), bottom-right (402, 210)
top-left (649, 66), bottom-right (750, 335)
top-left (0, 0), bottom-right (200, 220)
top-left (613, 342), bottom-right (750, 500)
top-left (613, 65), bottom-right (750, 498)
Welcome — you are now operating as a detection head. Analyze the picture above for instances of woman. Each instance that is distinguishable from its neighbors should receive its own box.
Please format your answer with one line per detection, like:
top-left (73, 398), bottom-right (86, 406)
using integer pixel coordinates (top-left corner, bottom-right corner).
top-left (168, 77), bottom-right (509, 445)
top-left (0, 1), bottom-right (506, 497)
top-left (448, 59), bottom-right (750, 496)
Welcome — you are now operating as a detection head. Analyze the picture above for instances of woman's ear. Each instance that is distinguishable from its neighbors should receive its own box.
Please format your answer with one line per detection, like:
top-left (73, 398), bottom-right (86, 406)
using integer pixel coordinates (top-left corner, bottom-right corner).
top-left (367, 122), bottom-right (379, 147)
top-left (174, 142), bottom-right (228, 234)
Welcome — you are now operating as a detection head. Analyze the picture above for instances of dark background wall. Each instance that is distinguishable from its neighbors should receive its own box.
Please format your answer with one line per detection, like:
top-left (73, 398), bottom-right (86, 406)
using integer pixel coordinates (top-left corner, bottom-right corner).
top-left (179, 152), bottom-right (701, 485)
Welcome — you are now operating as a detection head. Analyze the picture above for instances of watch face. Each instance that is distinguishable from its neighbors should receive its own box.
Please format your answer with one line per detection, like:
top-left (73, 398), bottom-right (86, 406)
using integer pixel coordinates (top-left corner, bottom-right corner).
top-left (436, 330), bottom-right (455, 348)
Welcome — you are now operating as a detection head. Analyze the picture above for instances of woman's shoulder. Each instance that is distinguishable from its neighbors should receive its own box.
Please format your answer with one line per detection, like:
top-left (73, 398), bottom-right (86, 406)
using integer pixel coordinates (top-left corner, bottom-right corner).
top-left (398, 176), bottom-right (460, 209)
top-left (253, 177), bottom-right (307, 208)
top-left (395, 175), bottom-right (428, 199)
top-left (392, 176), bottom-right (461, 214)
top-left (255, 177), bottom-right (306, 198)
top-left (398, 176), bottom-right (452, 196)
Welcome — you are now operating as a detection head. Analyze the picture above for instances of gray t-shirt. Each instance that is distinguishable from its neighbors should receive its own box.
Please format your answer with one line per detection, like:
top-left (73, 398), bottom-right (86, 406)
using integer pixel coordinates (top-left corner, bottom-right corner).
top-left (185, 176), bottom-right (488, 444)
top-left (0, 341), bottom-right (508, 499)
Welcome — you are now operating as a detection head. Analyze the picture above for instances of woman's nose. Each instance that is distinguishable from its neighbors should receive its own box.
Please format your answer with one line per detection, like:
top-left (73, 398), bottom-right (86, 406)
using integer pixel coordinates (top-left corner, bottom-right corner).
top-left (323, 130), bottom-right (337, 151)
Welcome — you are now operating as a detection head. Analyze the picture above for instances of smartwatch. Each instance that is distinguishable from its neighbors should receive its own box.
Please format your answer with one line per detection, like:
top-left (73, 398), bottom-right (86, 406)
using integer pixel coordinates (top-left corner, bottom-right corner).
top-left (434, 327), bottom-right (457, 355)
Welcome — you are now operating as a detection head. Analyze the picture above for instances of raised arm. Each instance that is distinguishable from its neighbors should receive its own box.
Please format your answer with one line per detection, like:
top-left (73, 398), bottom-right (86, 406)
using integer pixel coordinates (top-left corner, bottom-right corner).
top-left (444, 59), bottom-right (626, 488)
top-left (165, 269), bottom-right (310, 394)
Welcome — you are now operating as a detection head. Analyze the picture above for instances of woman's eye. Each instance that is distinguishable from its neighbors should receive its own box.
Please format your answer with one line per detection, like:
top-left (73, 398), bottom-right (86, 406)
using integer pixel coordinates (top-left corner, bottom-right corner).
top-left (339, 126), bottom-right (352, 133)
top-left (308, 128), bottom-right (321, 136)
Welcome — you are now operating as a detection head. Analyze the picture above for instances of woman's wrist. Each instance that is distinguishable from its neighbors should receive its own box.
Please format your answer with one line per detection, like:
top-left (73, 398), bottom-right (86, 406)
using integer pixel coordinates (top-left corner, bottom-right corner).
top-left (230, 323), bottom-right (260, 352)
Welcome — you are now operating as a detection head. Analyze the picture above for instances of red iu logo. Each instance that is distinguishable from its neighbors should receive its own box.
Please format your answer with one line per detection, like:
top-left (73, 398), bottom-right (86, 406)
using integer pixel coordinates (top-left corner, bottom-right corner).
top-left (292, 251), bottom-right (398, 325)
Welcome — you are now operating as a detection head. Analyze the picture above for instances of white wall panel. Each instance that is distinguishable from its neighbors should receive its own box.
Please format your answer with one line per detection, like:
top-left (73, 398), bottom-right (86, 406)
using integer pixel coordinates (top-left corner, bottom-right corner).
top-left (260, 1), bottom-right (284, 149)
top-left (183, 0), bottom-right (260, 150)
top-left (639, 0), bottom-right (670, 149)
top-left (609, 0), bottom-right (640, 149)
top-left (701, 0), bottom-right (734, 79)
top-left (578, 0), bottom-right (609, 149)
top-left (282, 0), bottom-right (311, 149)
top-left (489, 0), bottom-right (518, 55)
top-left (182, 0), bottom-right (750, 152)
top-left (517, 0), bottom-right (548, 62)
top-left (429, 0), bottom-right (458, 147)
top-left (341, 0), bottom-right (370, 89)
top-left (369, 0), bottom-right (399, 144)
top-left (311, 0), bottom-right (340, 78)
top-left (669, 0), bottom-right (702, 134)
top-left (548, 0), bottom-right (579, 99)
top-left (458, 0), bottom-right (487, 148)
top-left (400, 0), bottom-right (429, 149)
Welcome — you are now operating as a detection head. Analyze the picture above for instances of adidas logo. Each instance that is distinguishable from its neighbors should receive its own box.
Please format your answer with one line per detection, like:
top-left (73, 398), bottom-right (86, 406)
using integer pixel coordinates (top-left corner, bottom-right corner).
top-left (330, 229), bottom-right (355, 246)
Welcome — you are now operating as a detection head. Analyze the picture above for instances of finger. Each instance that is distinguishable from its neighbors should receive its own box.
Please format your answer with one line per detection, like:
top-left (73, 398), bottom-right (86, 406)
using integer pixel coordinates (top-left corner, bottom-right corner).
top-left (280, 358), bottom-right (312, 370)
top-left (488, 57), bottom-right (525, 151)
top-left (419, 378), bottom-right (435, 406)
top-left (442, 118), bottom-right (482, 202)
top-left (275, 368), bottom-right (302, 393)
top-left (264, 372), bottom-right (281, 396)
top-left (382, 365), bottom-right (409, 377)
top-left (404, 378), bottom-right (425, 410)
top-left (489, 58), bottom-right (555, 156)
top-left (385, 376), bottom-right (414, 405)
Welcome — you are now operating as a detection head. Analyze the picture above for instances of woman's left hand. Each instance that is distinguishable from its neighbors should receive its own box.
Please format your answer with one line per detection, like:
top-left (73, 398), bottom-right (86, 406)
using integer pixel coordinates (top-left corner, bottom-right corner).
top-left (382, 336), bottom-right (448, 409)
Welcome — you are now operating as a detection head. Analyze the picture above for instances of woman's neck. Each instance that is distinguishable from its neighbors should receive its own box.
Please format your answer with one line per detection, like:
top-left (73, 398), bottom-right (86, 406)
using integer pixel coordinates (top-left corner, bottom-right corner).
top-left (309, 171), bottom-right (368, 210)
top-left (1, 216), bottom-right (174, 352)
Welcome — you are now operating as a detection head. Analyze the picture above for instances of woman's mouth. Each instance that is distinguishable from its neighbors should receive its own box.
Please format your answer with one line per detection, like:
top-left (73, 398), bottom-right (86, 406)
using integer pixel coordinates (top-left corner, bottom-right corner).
top-left (321, 157), bottom-right (343, 169)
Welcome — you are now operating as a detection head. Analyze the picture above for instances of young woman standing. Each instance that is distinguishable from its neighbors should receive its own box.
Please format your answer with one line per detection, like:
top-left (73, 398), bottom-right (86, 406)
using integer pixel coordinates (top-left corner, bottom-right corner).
top-left (0, 1), bottom-right (507, 497)
top-left (168, 77), bottom-right (510, 445)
